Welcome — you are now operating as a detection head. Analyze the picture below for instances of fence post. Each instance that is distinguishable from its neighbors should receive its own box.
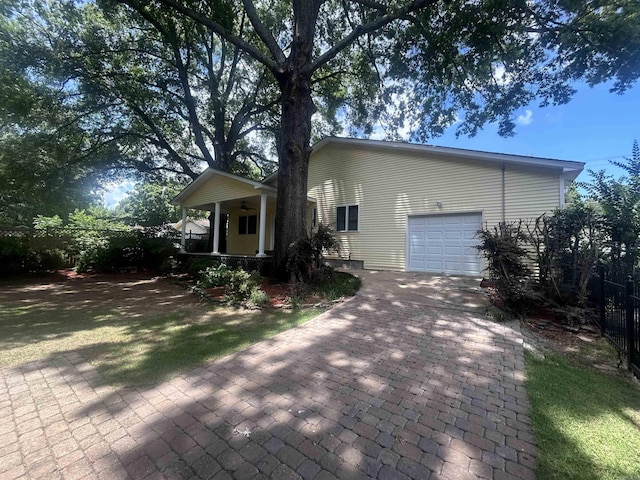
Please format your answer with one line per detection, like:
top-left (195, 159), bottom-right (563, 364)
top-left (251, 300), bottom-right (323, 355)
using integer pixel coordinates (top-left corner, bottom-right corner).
top-left (599, 263), bottom-right (606, 336)
top-left (626, 278), bottom-right (635, 371)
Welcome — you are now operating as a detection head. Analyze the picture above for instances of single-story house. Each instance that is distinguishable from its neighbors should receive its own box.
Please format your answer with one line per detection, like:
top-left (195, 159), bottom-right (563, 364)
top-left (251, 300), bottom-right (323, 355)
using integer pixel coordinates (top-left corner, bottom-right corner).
top-left (172, 137), bottom-right (584, 275)
top-left (172, 217), bottom-right (209, 239)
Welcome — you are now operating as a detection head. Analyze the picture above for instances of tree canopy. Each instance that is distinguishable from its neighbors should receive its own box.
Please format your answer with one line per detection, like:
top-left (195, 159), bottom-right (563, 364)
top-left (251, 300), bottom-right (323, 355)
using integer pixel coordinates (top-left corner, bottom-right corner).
top-left (138, 0), bottom-right (639, 277)
top-left (584, 140), bottom-right (640, 272)
top-left (114, 180), bottom-right (201, 226)
top-left (2, 0), bottom-right (639, 276)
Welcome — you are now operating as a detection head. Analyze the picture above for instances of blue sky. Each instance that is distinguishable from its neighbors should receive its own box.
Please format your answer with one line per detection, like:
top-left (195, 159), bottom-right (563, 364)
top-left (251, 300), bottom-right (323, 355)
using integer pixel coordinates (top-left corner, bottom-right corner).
top-left (103, 81), bottom-right (638, 207)
top-left (433, 81), bottom-right (639, 181)
top-left (103, 181), bottom-right (134, 208)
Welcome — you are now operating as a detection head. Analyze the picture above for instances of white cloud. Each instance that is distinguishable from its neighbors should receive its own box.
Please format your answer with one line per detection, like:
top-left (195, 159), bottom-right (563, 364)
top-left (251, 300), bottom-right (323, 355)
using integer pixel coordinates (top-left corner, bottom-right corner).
top-left (493, 64), bottom-right (513, 86)
top-left (516, 109), bottom-right (533, 126)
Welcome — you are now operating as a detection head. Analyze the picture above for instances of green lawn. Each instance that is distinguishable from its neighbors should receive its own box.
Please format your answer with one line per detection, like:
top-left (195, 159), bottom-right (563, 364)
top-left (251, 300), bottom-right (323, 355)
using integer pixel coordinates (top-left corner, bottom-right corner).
top-left (0, 297), bottom-right (319, 386)
top-left (526, 350), bottom-right (640, 480)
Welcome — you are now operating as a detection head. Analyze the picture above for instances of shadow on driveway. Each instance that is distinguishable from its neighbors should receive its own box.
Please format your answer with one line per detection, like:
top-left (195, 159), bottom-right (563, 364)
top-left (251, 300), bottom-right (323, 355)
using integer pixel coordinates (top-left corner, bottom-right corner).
top-left (1, 271), bottom-right (539, 480)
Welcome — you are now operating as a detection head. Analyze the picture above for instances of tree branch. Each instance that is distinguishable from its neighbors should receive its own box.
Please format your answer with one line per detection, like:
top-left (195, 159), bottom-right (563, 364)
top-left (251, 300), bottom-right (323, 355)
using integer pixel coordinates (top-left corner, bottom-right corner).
top-left (127, 103), bottom-right (197, 178)
top-left (140, 0), bottom-right (280, 71)
top-left (241, 0), bottom-right (286, 65)
top-left (307, 0), bottom-right (438, 73)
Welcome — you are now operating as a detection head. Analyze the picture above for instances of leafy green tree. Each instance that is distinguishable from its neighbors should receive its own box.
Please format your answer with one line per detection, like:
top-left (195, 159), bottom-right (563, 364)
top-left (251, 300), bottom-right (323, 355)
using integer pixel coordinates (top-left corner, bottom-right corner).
top-left (115, 181), bottom-right (190, 226)
top-left (33, 215), bottom-right (63, 230)
top-left (0, 0), bottom-right (124, 225)
top-left (3, 0), bottom-right (639, 278)
top-left (1, 0), bottom-right (280, 180)
top-left (584, 140), bottom-right (640, 274)
top-left (143, 0), bottom-right (640, 278)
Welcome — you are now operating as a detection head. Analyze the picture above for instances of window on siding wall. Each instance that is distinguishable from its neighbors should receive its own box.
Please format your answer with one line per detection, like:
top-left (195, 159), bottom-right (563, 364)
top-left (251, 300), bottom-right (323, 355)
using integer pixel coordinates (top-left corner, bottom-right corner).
top-left (336, 205), bottom-right (359, 232)
top-left (239, 215), bottom-right (257, 235)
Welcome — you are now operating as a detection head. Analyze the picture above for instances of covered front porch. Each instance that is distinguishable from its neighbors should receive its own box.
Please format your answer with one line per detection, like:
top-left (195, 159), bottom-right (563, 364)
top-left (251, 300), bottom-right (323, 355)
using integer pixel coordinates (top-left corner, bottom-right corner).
top-left (172, 169), bottom-right (276, 257)
top-left (171, 168), bottom-right (316, 258)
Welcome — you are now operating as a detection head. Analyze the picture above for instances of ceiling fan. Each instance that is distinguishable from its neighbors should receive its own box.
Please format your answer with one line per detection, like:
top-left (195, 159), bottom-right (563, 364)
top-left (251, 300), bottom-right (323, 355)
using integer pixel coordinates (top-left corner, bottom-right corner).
top-left (240, 201), bottom-right (256, 211)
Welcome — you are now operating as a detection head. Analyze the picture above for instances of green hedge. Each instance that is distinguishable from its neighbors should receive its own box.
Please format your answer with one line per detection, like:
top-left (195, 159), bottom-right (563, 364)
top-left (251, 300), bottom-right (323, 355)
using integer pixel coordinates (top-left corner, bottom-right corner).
top-left (0, 228), bottom-right (178, 276)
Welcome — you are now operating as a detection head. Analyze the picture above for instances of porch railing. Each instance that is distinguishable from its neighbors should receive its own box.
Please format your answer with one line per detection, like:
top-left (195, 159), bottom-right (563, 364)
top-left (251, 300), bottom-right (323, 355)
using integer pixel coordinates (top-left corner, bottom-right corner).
top-left (178, 252), bottom-right (273, 276)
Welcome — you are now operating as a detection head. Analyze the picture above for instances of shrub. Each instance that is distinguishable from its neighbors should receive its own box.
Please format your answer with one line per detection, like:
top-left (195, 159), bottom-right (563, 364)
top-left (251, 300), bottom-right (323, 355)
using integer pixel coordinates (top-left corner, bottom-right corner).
top-left (476, 221), bottom-right (538, 314)
top-left (71, 234), bottom-right (110, 273)
top-left (138, 226), bottom-right (179, 269)
top-left (225, 269), bottom-right (262, 302)
top-left (248, 288), bottom-right (270, 307)
top-left (477, 206), bottom-right (601, 322)
top-left (287, 237), bottom-right (313, 282)
top-left (183, 257), bottom-right (215, 278)
top-left (0, 237), bottom-right (36, 276)
top-left (198, 264), bottom-right (232, 288)
top-left (310, 224), bottom-right (339, 269)
top-left (36, 248), bottom-right (68, 270)
top-left (72, 230), bottom-right (177, 273)
top-left (527, 204), bottom-right (600, 308)
top-left (287, 224), bottom-right (340, 281)
top-left (158, 256), bottom-right (178, 275)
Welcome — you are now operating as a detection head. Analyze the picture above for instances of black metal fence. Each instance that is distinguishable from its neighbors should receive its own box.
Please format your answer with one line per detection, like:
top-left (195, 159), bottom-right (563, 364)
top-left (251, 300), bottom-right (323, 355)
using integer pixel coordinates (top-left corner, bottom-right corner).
top-left (594, 265), bottom-right (640, 378)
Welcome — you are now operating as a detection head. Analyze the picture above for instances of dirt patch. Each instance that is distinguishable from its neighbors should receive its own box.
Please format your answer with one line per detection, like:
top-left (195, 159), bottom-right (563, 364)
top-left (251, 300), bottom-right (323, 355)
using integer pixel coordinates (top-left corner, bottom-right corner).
top-left (521, 317), bottom-right (625, 374)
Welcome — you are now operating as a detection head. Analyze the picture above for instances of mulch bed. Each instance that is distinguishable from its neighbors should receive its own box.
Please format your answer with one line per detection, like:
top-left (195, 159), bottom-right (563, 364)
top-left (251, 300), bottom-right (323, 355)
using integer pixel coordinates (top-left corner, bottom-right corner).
top-left (204, 279), bottom-right (324, 308)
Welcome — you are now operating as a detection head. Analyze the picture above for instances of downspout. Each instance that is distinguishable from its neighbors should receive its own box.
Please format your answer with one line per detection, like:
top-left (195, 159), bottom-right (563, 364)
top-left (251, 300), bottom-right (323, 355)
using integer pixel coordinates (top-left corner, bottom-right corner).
top-left (502, 163), bottom-right (506, 222)
top-left (559, 172), bottom-right (566, 209)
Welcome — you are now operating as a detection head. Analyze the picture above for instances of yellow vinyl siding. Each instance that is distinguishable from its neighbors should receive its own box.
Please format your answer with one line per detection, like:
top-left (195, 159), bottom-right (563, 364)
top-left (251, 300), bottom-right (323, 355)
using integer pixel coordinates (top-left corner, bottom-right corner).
top-left (308, 144), bottom-right (561, 271)
top-left (505, 166), bottom-right (561, 220)
top-left (182, 176), bottom-right (258, 208)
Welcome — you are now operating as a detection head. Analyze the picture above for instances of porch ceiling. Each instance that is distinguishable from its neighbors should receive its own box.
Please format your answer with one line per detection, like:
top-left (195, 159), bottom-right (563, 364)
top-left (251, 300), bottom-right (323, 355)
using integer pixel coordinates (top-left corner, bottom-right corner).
top-left (193, 195), bottom-right (277, 214)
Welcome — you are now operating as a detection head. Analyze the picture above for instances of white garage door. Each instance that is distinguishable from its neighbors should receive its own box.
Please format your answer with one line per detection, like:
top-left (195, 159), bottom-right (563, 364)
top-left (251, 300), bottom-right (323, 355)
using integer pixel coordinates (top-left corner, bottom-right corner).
top-left (408, 213), bottom-right (482, 275)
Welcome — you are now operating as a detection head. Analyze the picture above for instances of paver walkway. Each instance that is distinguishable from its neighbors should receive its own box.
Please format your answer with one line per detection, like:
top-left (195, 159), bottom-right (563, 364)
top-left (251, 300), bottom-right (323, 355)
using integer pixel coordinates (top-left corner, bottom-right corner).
top-left (0, 271), bottom-right (537, 480)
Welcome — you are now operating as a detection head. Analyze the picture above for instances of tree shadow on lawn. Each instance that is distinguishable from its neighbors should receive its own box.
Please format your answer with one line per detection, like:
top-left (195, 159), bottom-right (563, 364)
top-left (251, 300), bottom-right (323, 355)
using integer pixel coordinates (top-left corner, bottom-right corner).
top-left (0, 274), bottom-right (319, 383)
top-left (526, 352), bottom-right (640, 480)
top-left (0, 274), bottom-right (212, 357)
top-left (85, 307), bottom-right (320, 387)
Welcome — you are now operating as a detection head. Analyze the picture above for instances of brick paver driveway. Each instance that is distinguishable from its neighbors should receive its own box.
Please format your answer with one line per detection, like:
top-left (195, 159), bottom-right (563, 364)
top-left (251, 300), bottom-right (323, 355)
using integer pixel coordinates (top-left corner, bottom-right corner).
top-left (0, 270), bottom-right (536, 480)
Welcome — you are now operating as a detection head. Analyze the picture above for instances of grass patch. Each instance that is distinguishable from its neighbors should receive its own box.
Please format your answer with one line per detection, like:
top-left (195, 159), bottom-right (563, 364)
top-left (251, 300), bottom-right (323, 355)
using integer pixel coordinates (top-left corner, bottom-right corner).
top-left (311, 271), bottom-right (361, 300)
top-left (0, 300), bottom-right (319, 387)
top-left (525, 351), bottom-right (640, 480)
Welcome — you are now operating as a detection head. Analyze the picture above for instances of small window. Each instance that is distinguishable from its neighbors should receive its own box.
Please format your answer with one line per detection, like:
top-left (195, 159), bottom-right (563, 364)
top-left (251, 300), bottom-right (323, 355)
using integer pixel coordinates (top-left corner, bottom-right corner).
top-left (312, 207), bottom-right (317, 228)
top-left (239, 215), bottom-right (257, 235)
top-left (337, 205), bottom-right (359, 232)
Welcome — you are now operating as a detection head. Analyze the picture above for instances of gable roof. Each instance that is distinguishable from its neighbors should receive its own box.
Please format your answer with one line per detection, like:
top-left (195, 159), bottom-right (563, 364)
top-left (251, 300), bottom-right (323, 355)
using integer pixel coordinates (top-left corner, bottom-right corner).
top-left (172, 168), bottom-right (276, 205)
top-left (263, 137), bottom-right (585, 183)
top-left (173, 217), bottom-right (209, 230)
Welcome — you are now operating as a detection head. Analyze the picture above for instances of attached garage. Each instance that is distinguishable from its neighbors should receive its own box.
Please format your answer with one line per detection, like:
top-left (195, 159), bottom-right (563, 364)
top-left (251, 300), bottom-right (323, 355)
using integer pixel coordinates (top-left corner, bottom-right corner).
top-left (168, 137), bottom-right (585, 272)
top-left (407, 213), bottom-right (483, 275)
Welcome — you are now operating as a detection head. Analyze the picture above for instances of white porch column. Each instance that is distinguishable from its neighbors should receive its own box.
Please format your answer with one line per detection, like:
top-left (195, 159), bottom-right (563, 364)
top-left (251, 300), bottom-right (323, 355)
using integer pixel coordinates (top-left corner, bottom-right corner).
top-left (212, 202), bottom-right (221, 255)
top-left (257, 194), bottom-right (267, 257)
top-left (180, 207), bottom-right (187, 252)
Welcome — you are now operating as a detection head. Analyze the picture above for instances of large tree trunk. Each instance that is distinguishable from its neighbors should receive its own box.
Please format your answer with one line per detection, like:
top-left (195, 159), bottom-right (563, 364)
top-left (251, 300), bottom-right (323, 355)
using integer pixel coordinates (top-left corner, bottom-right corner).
top-left (271, 72), bottom-right (315, 280)
top-left (271, 2), bottom-right (319, 281)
